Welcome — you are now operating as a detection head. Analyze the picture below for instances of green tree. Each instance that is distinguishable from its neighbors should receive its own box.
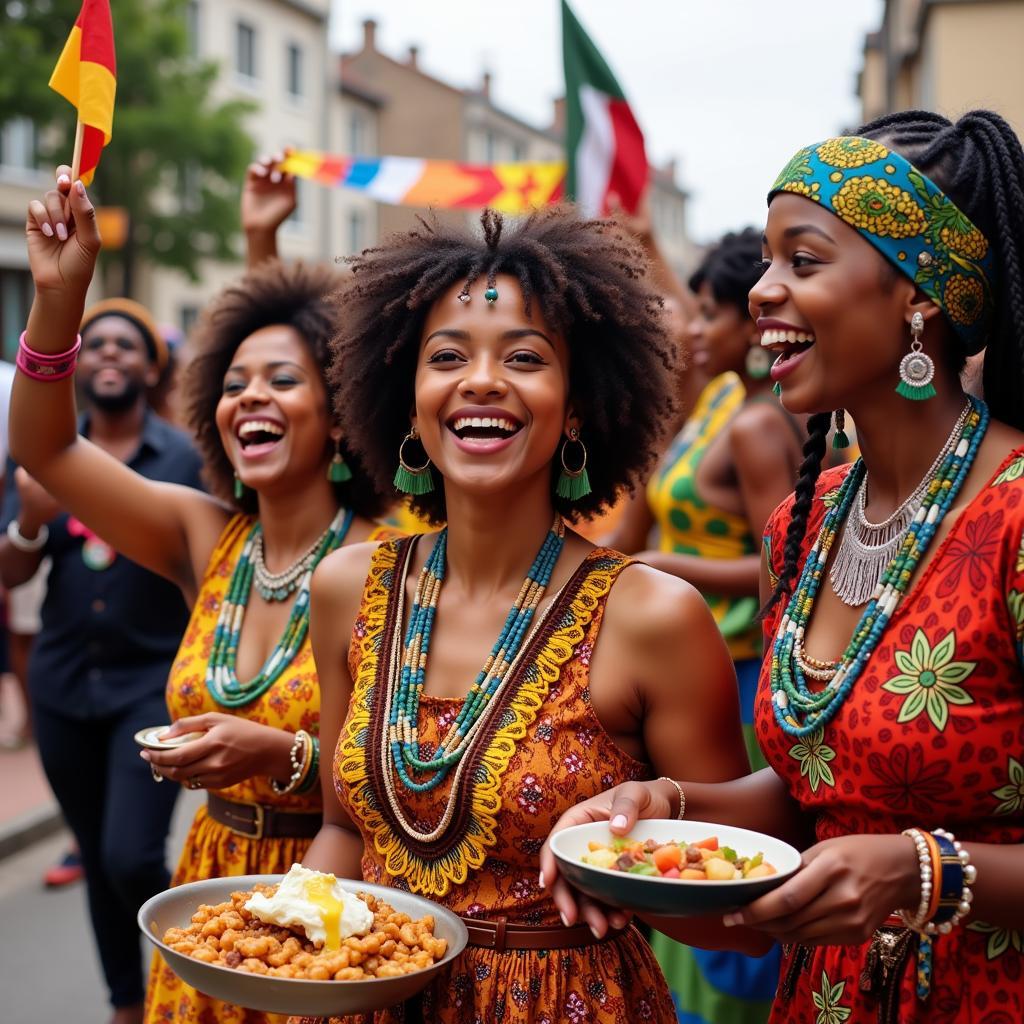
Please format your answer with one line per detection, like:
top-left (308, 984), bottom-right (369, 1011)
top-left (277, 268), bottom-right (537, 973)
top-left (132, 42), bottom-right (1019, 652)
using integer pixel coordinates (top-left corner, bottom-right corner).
top-left (0, 0), bottom-right (255, 296)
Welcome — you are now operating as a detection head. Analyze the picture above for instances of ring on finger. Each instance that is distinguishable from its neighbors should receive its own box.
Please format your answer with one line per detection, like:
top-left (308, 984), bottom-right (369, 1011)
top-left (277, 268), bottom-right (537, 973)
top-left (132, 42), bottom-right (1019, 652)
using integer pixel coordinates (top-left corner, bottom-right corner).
top-left (186, 775), bottom-right (203, 790)
top-left (151, 765), bottom-right (164, 783)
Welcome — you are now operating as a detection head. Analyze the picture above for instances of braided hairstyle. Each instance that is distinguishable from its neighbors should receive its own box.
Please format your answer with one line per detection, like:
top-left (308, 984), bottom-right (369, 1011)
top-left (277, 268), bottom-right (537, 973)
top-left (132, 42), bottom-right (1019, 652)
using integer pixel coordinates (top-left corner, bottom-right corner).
top-left (766, 108), bottom-right (1024, 609)
top-left (331, 206), bottom-right (675, 524)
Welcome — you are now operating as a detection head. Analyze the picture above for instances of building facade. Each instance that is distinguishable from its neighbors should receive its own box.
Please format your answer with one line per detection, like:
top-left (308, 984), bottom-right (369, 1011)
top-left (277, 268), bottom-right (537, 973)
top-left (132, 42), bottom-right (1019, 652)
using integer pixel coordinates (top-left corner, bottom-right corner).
top-left (859, 0), bottom-right (1024, 131)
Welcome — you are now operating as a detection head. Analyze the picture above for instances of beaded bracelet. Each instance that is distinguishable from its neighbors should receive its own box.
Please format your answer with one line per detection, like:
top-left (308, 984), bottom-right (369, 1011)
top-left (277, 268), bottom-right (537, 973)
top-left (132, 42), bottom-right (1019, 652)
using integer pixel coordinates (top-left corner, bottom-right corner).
top-left (657, 777), bottom-right (686, 820)
top-left (296, 736), bottom-right (320, 795)
top-left (925, 828), bottom-right (976, 935)
top-left (16, 331), bottom-right (81, 382)
top-left (897, 828), bottom-right (935, 931)
top-left (270, 730), bottom-right (312, 795)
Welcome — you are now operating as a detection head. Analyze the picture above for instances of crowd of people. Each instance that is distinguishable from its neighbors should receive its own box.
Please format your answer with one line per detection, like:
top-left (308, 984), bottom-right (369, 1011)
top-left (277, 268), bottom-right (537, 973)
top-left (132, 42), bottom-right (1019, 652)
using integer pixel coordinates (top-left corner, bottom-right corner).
top-left (3, 105), bottom-right (1022, 1024)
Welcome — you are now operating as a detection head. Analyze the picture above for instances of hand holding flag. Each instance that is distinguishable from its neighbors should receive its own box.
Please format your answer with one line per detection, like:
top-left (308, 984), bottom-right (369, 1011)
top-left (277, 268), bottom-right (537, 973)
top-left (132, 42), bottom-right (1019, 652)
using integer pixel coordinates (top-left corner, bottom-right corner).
top-left (48, 0), bottom-right (116, 185)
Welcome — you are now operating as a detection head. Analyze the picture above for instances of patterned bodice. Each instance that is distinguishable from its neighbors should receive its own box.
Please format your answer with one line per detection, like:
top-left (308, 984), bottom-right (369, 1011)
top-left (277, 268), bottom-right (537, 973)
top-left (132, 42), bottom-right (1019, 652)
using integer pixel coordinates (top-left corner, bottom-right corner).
top-left (335, 538), bottom-right (651, 920)
top-left (757, 450), bottom-right (1024, 848)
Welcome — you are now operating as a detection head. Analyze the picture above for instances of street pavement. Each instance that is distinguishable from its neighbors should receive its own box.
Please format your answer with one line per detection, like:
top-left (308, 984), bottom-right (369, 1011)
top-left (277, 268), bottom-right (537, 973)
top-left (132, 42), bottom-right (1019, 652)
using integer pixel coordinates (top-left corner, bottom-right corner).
top-left (0, 762), bottom-right (202, 1024)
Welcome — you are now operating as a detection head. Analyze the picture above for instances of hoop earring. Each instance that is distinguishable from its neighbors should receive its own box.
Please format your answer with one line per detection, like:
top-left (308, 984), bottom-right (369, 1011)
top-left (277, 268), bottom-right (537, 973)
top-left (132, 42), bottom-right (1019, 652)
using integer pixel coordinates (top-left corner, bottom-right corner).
top-left (555, 428), bottom-right (592, 501)
top-left (745, 344), bottom-right (772, 381)
top-left (233, 472), bottom-right (245, 501)
top-left (833, 409), bottom-right (851, 450)
top-left (896, 312), bottom-right (936, 401)
top-left (327, 438), bottom-right (353, 483)
top-left (393, 428), bottom-right (434, 495)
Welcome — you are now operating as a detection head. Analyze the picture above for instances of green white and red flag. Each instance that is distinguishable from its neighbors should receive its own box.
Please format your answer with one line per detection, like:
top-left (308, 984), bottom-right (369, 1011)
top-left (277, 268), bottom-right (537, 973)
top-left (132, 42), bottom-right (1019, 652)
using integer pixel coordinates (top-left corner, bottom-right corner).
top-left (561, 0), bottom-right (648, 216)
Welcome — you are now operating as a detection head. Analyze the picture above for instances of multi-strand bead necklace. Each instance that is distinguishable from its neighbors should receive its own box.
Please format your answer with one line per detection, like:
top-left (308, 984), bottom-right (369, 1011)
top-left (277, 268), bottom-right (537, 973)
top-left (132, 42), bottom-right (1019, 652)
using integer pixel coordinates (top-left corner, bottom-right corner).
top-left (386, 515), bottom-right (566, 796)
top-left (207, 508), bottom-right (354, 708)
top-left (770, 397), bottom-right (988, 738)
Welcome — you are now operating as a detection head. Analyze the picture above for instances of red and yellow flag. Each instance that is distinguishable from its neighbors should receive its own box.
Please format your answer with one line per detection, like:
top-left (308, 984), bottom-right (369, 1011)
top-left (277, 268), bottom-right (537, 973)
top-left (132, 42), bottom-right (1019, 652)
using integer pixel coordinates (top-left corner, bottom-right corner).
top-left (48, 0), bottom-right (116, 185)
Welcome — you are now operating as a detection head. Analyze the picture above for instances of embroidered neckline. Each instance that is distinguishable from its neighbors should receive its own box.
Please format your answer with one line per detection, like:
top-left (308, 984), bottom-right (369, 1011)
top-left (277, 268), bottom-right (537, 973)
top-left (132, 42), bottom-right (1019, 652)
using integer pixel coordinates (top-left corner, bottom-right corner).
top-left (338, 538), bottom-right (630, 896)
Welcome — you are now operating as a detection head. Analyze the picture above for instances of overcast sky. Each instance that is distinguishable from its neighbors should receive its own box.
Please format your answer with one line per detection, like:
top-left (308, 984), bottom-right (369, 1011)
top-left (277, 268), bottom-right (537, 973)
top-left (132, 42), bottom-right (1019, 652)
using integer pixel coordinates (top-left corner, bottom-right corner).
top-left (330, 0), bottom-right (885, 243)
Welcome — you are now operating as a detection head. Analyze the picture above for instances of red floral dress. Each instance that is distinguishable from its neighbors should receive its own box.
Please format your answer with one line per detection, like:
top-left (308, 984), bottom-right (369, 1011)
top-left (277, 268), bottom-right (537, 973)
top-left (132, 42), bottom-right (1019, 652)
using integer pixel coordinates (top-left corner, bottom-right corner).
top-left (757, 449), bottom-right (1024, 1023)
top-left (302, 538), bottom-right (674, 1024)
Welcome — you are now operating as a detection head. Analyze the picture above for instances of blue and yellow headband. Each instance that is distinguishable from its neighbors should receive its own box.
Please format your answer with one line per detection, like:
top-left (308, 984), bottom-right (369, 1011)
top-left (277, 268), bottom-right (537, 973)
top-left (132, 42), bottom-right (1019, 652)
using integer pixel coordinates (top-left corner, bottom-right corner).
top-left (769, 136), bottom-right (995, 354)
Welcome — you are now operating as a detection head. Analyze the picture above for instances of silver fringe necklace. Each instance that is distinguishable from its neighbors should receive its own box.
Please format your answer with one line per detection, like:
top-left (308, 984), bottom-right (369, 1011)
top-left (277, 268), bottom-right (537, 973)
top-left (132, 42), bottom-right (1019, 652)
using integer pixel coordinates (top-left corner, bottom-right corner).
top-left (829, 402), bottom-right (970, 607)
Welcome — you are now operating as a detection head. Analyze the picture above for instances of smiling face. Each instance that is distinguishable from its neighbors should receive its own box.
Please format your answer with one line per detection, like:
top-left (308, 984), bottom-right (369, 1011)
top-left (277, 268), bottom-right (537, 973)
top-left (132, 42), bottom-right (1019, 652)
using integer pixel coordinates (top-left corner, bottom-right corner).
top-left (79, 314), bottom-right (159, 412)
top-left (687, 282), bottom-right (755, 378)
top-left (749, 193), bottom-right (920, 414)
top-left (413, 274), bottom-right (573, 502)
top-left (214, 325), bottom-right (336, 498)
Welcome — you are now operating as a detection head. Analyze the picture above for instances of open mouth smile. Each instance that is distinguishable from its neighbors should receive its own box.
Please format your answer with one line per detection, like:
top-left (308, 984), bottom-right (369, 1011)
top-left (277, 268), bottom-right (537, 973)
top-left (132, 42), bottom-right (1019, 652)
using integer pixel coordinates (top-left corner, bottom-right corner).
top-left (236, 418), bottom-right (286, 458)
top-left (759, 324), bottom-right (817, 383)
top-left (445, 408), bottom-right (525, 453)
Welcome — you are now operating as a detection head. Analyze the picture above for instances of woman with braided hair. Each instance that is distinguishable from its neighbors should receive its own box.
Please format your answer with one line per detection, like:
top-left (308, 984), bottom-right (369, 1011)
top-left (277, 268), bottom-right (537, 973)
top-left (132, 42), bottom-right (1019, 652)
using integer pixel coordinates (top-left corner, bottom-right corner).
top-left (294, 205), bottom-right (760, 1022)
top-left (544, 109), bottom-right (1024, 1023)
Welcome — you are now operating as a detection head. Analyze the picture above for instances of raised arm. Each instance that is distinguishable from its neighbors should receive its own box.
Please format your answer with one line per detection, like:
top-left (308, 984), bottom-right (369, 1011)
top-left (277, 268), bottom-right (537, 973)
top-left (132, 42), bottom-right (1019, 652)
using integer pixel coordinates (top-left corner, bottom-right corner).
top-left (242, 152), bottom-right (297, 269)
top-left (16, 169), bottom-right (227, 600)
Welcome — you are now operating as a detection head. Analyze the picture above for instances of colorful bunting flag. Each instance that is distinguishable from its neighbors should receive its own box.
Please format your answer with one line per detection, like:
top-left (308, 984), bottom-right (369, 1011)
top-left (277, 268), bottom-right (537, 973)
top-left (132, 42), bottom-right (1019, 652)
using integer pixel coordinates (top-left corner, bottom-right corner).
top-left (48, 0), bottom-right (116, 185)
top-left (562, 0), bottom-right (648, 216)
top-left (279, 152), bottom-right (565, 214)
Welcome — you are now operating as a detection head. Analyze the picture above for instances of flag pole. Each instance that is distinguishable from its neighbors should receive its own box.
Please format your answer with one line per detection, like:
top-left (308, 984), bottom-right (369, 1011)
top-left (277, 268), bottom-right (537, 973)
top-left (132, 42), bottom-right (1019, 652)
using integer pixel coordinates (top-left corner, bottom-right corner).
top-left (71, 118), bottom-right (84, 182)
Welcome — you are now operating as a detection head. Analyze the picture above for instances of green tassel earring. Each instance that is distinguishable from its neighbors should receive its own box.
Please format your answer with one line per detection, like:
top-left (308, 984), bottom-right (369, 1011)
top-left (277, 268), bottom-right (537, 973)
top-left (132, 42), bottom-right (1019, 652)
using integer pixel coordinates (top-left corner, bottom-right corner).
top-left (772, 381), bottom-right (783, 397)
top-left (896, 312), bottom-right (937, 401)
top-left (833, 409), bottom-right (851, 450)
top-left (555, 428), bottom-right (592, 501)
top-left (233, 473), bottom-right (244, 500)
top-left (328, 440), bottom-right (353, 483)
top-left (394, 429), bottom-right (434, 495)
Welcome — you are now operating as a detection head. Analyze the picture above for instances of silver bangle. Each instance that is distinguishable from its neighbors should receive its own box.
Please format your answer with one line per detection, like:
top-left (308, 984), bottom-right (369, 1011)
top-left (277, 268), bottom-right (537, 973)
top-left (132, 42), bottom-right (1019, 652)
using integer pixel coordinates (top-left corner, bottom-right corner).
top-left (270, 730), bottom-right (311, 796)
top-left (7, 518), bottom-right (48, 552)
top-left (657, 776), bottom-right (686, 820)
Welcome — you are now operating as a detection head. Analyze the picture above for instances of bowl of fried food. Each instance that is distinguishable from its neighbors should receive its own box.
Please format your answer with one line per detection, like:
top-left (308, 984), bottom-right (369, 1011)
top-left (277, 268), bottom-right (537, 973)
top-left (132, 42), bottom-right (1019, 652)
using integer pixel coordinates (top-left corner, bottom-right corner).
top-left (138, 865), bottom-right (468, 1015)
top-left (550, 820), bottom-right (801, 917)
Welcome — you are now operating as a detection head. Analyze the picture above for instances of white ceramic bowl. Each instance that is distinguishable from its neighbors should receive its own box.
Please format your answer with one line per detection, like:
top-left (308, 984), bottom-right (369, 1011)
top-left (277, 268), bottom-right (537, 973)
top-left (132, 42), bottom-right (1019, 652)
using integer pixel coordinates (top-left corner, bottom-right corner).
top-left (550, 820), bottom-right (801, 917)
top-left (138, 874), bottom-right (468, 1016)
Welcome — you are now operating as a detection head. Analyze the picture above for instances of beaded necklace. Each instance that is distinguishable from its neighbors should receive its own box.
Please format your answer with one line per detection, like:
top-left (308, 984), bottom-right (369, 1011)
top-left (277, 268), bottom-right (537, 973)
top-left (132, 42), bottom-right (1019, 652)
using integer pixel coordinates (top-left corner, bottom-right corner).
top-left (770, 398), bottom-right (988, 738)
top-left (386, 515), bottom-right (566, 794)
top-left (206, 507), bottom-right (354, 708)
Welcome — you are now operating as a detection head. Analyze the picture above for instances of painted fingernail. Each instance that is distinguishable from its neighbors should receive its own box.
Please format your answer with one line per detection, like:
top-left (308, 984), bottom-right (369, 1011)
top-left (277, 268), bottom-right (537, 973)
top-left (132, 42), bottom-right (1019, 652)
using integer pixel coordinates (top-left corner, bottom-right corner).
top-left (270, 171), bottom-right (282, 184)
top-left (57, 174), bottom-right (70, 186)
top-left (538, 871), bottom-right (545, 889)
top-left (75, 180), bottom-right (85, 196)
top-left (41, 222), bottom-right (54, 238)
top-left (611, 815), bottom-right (628, 830)
top-left (722, 913), bottom-right (742, 928)
top-left (560, 912), bottom-right (569, 928)
top-left (590, 925), bottom-right (602, 940)
top-left (56, 222), bottom-right (68, 241)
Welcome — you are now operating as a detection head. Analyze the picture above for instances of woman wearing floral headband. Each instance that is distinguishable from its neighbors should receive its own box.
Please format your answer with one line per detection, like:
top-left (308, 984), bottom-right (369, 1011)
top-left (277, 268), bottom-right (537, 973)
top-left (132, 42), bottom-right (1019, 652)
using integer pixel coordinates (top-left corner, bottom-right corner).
top-left (294, 207), bottom-right (759, 1023)
top-left (543, 109), bottom-right (1024, 1023)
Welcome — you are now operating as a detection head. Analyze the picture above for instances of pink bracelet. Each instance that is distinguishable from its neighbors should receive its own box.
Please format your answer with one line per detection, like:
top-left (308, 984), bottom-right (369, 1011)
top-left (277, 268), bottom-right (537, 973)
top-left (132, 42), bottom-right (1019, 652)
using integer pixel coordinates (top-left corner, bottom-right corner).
top-left (16, 331), bottom-right (81, 382)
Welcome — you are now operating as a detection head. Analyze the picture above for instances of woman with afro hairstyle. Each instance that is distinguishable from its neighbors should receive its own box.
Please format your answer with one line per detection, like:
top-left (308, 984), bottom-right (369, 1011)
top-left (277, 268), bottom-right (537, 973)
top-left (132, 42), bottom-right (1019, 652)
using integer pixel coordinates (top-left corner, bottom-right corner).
top-left (545, 109), bottom-right (1024, 1023)
top-left (16, 162), bottom-right (393, 1024)
top-left (611, 226), bottom-right (808, 1024)
top-left (295, 205), bottom-right (760, 1023)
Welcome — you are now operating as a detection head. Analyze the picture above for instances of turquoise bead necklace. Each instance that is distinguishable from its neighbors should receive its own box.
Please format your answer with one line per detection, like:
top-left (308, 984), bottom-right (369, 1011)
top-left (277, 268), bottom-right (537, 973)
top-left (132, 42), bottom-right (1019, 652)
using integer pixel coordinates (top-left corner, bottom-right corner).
top-left (388, 514), bottom-right (566, 792)
top-left (770, 397), bottom-right (988, 738)
top-left (207, 507), bottom-right (354, 708)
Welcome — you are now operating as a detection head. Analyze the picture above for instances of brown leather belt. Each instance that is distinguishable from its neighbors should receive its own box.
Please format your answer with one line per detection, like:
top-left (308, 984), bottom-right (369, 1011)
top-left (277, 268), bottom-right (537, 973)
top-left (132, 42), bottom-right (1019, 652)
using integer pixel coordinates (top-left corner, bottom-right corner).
top-left (460, 915), bottom-right (608, 952)
top-left (207, 794), bottom-right (322, 841)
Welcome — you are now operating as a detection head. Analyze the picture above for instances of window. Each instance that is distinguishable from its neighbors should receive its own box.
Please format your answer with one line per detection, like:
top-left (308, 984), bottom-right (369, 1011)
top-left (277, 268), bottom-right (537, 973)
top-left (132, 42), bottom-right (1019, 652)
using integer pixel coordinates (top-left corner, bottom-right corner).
top-left (285, 179), bottom-right (305, 229)
top-left (0, 118), bottom-right (36, 170)
top-left (178, 162), bottom-right (202, 214)
top-left (286, 42), bottom-right (303, 99)
top-left (1, 269), bottom-right (33, 361)
top-left (511, 141), bottom-right (526, 163)
top-left (236, 21), bottom-right (257, 79)
top-left (348, 111), bottom-right (364, 155)
top-left (484, 130), bottom-right (496, 164)
top-left (185, 1), bottom-right (200, 58)
top-left (348, 209), bottom-right (364, 253)
top-left (180, 305), bottom-right (200, 337)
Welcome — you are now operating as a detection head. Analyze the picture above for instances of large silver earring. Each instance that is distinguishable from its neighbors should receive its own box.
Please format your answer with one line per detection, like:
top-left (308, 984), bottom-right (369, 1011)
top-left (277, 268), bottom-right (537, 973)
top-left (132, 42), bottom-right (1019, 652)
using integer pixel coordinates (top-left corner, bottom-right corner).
top-left (896, 312), bottom-right (936, 401)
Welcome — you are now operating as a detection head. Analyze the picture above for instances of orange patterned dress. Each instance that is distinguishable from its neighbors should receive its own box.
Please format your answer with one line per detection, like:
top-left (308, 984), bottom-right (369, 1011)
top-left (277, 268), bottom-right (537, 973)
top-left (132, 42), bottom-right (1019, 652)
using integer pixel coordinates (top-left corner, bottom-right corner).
top-left (306, 537), bottom-right (675, 1024)
top-left (145, 515), bottom-right (392, 1024)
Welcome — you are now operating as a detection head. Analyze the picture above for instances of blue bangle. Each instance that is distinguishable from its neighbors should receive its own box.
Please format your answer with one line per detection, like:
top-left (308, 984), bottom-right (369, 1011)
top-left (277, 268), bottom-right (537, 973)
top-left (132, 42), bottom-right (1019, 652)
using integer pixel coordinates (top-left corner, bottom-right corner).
top-left (928, 831), bottom-right (963, 927)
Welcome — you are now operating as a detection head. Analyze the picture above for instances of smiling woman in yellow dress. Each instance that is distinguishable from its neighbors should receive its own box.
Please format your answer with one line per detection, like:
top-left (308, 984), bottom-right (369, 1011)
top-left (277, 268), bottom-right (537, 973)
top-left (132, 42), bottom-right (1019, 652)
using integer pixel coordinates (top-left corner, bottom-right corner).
top-left (14, 166), bottom-right (393, 1024)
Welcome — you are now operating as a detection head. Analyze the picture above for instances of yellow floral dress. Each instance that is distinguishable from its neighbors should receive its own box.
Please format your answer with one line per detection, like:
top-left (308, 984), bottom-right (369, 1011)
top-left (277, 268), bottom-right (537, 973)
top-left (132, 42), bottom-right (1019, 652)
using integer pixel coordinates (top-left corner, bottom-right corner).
top-left (301, 537), bottom-right (675, 1024)
top-left (145, 515), bottom-right (392, 1024)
